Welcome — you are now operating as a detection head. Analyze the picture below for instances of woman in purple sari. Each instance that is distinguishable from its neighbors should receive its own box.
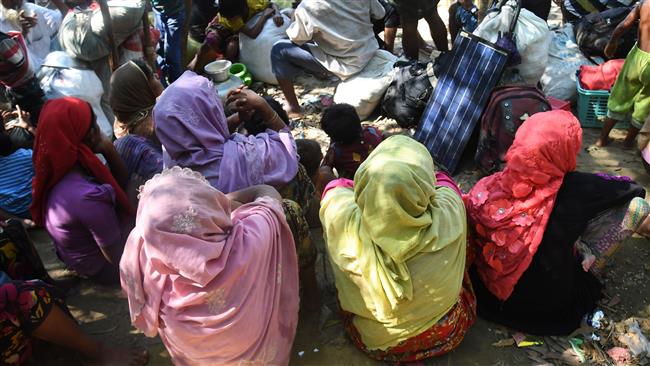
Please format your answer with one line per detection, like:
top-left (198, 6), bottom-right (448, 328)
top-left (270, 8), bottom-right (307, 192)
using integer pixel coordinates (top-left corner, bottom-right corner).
top-left (154, 71), bottom-right (314, 270)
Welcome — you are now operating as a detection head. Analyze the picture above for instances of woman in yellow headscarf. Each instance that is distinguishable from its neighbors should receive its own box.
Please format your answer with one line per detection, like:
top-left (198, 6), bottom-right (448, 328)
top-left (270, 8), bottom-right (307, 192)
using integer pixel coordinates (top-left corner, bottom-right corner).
top-left (320, 135), bottom-right (476, 362)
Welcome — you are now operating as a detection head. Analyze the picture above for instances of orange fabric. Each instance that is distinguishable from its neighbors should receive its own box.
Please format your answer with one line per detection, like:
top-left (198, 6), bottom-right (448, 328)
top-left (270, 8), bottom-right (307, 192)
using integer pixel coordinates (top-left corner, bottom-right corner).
top-left (30, 97), bottom-right (132, 225)
top-left (464, 110), bottom-right (582, 300)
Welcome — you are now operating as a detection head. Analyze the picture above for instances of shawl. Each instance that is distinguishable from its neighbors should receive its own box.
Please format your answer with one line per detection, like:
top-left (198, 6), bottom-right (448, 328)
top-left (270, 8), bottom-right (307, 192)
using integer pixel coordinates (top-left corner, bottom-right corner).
top-left (119, 166), bottom-right (299, 365)
top-left (320, 135), bottom-right (467, 350)
top-left (465, 110), bottom-right (582, 301)
top-left (30, 97), bottom-right (131, 225)
top-left (154, 71), bottom-right (298, 193)
top-left (109, 61), bottom-right (157, 135)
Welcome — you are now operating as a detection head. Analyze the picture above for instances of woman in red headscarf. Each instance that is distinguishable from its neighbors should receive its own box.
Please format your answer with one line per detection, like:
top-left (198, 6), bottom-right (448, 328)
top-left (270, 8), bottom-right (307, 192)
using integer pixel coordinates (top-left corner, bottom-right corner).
top-left (30, 97), bottom-right (133, 285)
top-left (465, 110), bottom-right (649, 335)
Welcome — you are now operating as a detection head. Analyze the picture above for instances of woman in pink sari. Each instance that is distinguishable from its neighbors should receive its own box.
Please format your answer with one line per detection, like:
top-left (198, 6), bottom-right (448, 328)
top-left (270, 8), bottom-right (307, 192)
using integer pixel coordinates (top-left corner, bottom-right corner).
top-left (119, 166), bottom-right (300, 365)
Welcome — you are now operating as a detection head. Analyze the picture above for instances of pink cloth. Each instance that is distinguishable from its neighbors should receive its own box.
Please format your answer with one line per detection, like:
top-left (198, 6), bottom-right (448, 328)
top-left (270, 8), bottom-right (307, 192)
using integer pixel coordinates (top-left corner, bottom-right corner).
top-left (464, 111), bottom-right (582, 301)
top-left (119, 167), bottom-right (299, 365)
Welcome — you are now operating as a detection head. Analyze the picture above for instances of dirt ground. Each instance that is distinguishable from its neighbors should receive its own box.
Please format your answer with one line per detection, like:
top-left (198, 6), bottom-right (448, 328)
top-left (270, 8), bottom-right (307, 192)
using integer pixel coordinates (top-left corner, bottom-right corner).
top-left (26, 3), bottom-right (650, 366)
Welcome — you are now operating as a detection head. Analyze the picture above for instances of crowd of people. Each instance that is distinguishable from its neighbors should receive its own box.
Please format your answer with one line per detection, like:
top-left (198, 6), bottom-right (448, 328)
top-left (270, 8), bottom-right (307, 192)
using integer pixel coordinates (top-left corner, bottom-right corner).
top-left (0, 0), bottom-right (650, 365)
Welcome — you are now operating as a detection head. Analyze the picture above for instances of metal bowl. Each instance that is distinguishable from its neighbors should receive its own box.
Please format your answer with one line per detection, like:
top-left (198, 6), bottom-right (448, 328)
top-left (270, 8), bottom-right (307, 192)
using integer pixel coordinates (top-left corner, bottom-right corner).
top-left (204, 60), bottom-right (232, 83)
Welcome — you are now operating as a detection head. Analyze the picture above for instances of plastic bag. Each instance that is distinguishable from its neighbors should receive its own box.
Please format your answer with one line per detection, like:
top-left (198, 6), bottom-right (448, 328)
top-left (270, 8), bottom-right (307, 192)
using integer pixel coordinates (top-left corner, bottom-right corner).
top-left (333, 50), bottom-right (397, 120)
top-left (59, 1), bottom-right (144, 62)
top-left (37, 52), bottom-right (113, 137)
top-left (540, 23), bottom-right (598, 102)
top-left (474, 4), bottom-right (550, 86)
top-left (239, 12), bottom-right (291, 85)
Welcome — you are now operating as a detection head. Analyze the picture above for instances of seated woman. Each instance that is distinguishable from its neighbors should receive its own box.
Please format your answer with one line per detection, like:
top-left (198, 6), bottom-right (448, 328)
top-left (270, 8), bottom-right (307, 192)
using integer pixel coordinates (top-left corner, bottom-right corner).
top-left (110, 60), bottom-right (165, 204)
top-left (155, 72), bottom-right (315, 268)
top-left (465, 110), bottom-right (649, 335)
top-left (320, 135), bottom-right (476, 362)
top-left (30, 97), bottom-right (133, 285)
top-left (120, 167), bottom-right (299, 365)
top-left (0, 131), bottom-right (34, 227)
top-left (0, 220), bottom-right (148, 365)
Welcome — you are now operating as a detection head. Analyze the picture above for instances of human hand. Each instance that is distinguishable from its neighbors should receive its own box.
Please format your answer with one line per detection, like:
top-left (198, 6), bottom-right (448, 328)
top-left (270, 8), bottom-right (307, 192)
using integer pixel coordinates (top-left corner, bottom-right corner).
top-left (19, 11), bottom-right (37, 34)
top-left (226, 87), bottom-right (265, 114)
top-left (4, 106), bottom-right (31, 130)
top-left (263, 8), bottom-right (275, 19)
top-left (273, 14), bottom-right (284, 27)
top-left (604, 40), bottom-right (618, 59)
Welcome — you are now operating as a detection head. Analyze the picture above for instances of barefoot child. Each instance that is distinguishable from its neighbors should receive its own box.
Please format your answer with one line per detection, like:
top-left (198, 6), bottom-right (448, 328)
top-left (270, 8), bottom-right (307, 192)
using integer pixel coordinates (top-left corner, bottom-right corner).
top-left (321, 103), bottom-right (383, 179)
top-left (598, 0), bottom-right (650, 148)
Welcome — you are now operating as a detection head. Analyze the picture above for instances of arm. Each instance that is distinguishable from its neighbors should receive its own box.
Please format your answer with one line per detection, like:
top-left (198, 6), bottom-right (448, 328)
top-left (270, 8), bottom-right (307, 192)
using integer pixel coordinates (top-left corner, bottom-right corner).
top-left (240, 8), bottom-right (275, 38)
top-left (226, 87), bottom-right (287, 131)
top-left (80, 187), bottom-right (126, 266)
top-left (93, 136), bottom-right (130, 191)
top-left (226, 184), bottom-right (283, 207)
top-left (50, 0), bottom-right (69, 17)
top-left (605, 4), bottom-right (640, 57)
top-left (0, 208), bottom-right (35, 228)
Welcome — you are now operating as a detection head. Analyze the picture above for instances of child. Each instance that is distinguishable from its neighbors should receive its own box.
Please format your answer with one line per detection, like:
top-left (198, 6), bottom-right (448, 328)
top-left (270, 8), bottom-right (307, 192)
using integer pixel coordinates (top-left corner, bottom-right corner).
top-left (448, 0), bottom-right (478, 43)
top-left (188, 0), bottom-right (283, 70)
top-left (598, 0), bottom-right (650, 148)
top-left (321, 103), bottom-right (383, 179)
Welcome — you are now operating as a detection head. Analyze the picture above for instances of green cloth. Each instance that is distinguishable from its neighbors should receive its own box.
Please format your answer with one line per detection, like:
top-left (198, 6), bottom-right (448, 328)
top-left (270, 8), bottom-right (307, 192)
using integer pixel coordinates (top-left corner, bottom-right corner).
top-left (320, 135), bottom-right (467, 351)
top-left (152, 0), bottom-right (184, 15)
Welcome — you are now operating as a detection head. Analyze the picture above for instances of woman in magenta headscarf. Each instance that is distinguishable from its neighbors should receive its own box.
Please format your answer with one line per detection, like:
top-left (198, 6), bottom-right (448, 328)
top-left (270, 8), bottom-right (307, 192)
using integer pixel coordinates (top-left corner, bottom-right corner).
top-left (120, 166), bottom-right (300, 365)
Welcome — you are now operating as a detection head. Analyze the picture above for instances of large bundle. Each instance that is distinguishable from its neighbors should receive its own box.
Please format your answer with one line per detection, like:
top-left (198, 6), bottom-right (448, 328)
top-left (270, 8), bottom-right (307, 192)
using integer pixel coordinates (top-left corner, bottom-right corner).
top-left (37, 52), bottom-right (113, 137)
top-left (474, 3), bottom-right (550, 86)
top-left (59, 1), bottom-right (145, 62)
top-left (239, 12), bottom-right (291, 84)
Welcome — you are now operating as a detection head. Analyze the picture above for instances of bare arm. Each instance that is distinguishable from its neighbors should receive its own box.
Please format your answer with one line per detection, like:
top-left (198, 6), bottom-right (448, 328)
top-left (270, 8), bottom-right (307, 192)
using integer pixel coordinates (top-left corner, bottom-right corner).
top-left (93, 137), bottom-right (130, 191)
top-left (50, 0), bottom-right (69, 17)
top-left (240, 8), bottom-right (274, 38)
top-left (226, 184), bottom-right (283, 208)
top-left (610, 4), bottom-right (640, 44)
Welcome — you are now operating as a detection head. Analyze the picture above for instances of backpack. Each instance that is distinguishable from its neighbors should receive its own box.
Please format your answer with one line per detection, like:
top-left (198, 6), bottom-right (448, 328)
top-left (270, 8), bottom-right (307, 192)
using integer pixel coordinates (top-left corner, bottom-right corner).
top-left (574, 7), bottom-right (638, 60)
top-left (474, 86), bottom-right (551, 175)
top-left (381, 61), bottom-right (433, 129)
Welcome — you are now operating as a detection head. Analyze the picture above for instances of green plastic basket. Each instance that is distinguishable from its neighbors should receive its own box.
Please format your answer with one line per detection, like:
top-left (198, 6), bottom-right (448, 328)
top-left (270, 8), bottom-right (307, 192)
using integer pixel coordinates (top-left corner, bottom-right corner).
top-left (576, 76), bottom-right (630, 129)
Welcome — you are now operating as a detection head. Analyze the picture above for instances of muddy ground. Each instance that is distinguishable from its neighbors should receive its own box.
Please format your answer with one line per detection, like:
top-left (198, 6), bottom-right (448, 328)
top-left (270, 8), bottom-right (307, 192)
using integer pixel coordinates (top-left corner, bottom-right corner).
top-left (27, 3), bottom-right (650, 366)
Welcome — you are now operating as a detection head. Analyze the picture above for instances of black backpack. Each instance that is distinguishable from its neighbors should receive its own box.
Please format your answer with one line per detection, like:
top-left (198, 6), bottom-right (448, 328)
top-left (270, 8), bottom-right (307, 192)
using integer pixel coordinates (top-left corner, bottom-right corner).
top-left (574, 6), bottom-right (638, 60)
top-left (381, 61), bottom-right (433, 129)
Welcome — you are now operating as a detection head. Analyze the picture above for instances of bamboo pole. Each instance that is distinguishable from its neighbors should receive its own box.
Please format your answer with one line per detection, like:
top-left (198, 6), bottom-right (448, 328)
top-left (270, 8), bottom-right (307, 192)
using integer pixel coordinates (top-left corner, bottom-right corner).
top-left (97, 0), bottom-right (119, 71)
top-left (182, 0), bottom-right (192, 67)
top-left (141, 0), bottom-right (156, 70)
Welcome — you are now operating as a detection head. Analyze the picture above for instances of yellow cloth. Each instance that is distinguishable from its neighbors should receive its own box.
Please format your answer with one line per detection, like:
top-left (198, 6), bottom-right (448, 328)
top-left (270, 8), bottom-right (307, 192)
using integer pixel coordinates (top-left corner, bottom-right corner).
top-left (320, 135), bottom-right (467, 351)
top-left (218, 0), bottom-right (269, 33)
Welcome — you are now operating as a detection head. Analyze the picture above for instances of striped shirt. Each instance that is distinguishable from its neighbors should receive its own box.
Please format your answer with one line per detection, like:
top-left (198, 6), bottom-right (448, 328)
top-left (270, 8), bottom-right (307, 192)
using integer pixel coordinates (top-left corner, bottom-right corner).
top-left (0, 31), bottom-right (33, 88)
top-left (0, 148), bottom-right (34, 218)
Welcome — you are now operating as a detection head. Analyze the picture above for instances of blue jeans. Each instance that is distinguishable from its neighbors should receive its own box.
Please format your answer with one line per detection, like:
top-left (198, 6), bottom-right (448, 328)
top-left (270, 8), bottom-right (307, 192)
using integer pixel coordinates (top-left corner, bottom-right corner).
top-left (154, 9), bottom-right (185, 84)
top-left (271, 40), bottom-right (334, 81)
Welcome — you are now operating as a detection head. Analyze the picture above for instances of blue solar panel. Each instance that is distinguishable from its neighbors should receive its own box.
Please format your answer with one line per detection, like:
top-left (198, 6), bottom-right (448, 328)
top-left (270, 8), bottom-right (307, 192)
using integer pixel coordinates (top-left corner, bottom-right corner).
top-left (414, 31), bottom-right (509, 173)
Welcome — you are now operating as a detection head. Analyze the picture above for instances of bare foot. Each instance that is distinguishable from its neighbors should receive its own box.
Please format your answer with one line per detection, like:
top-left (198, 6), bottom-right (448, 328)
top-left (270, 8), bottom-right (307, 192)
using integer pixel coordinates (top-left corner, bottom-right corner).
top-left (595, 136), bottom-right (612, 147)
top-left (87, 346), bottom-right (149, 366)
top-left (286, 107), bottom-right (304, 120)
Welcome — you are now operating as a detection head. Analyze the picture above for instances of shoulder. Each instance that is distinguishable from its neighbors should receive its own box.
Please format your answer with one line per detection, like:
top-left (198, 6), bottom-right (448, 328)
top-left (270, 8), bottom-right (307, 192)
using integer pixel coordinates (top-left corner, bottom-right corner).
top-left (50, 173), bottom-right (116, 206)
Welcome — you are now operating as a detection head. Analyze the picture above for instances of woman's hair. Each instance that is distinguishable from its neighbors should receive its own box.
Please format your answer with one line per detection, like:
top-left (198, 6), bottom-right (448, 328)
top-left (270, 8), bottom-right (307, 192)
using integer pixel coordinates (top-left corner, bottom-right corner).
top-left (321, 103), bottom-right (362, 145)
top-left (0, 132), bottom-right (13, 156)
top-left (296, 139), bottom-right (322, 178)
top-left (219, 0), bottom-right (248, 18)
top-left (244, 96), bottom-right (289, 135)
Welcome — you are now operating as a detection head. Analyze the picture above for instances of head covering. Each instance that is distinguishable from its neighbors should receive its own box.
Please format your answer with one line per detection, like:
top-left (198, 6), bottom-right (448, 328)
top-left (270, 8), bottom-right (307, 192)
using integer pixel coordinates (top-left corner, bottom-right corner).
top-left (320, 135), bottom-right (467, 350)
top-left (119, 166), bottom-right (299, 365)
top-left (109, 61), bottom-right (157, 131)
top-left (154, 71), bottom-right (298, 193)
top-left (465, 110), bottom-right (582, 301)
top-left (30, 97), bottom-right (132, 225)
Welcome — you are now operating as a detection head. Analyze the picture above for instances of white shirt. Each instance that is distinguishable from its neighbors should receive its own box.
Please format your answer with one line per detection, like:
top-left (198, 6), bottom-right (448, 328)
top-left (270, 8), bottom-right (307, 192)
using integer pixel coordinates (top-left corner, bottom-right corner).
top-left (0, 3), bottom-right (62, 69)
top-left (286, 0), bottom-right (385, 80)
